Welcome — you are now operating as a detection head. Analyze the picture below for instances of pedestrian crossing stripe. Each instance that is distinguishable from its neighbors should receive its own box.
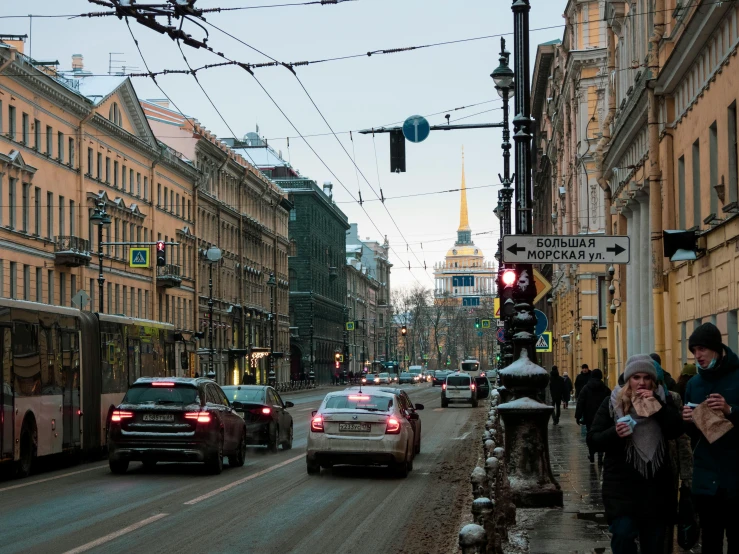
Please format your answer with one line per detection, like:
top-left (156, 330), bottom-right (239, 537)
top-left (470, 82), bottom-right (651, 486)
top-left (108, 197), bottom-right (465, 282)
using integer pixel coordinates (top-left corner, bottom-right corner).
top-left (536, 332), bottom-right (552, 352)
top-left (129, 247), bottom-right (150, 268)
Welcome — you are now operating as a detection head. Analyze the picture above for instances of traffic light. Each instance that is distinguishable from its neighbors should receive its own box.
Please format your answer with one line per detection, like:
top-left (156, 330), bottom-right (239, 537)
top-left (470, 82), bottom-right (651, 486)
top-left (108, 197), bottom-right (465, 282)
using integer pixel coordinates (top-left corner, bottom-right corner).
top-left (335, 352), bottom-right (344, 363)
top-left (499, 267), bottom-right (518, 318)
top-left (401, 325), bottom-right (408, 336)
top-left (390, 129), bottom-right (406, 173)
top-left (335, 361), bottom-right (340, 370)
top-left (475, 318), bottom-right (480, 329)
top-left (156, 240), bottom-right (166, 267)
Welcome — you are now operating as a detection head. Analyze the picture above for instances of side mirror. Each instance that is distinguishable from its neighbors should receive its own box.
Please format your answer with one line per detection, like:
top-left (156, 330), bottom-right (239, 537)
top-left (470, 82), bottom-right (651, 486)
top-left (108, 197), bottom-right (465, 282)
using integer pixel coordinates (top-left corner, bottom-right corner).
top-left (232, 401), bottom-right (244, 410)
top-left (311, 410), bottom-right (317, 417)
top-left (415, 403), bottom-right (425, 411)
top-left (409, 412), bottom-right (420, 420)
top-left (285, 401), bottom-right (294, 408)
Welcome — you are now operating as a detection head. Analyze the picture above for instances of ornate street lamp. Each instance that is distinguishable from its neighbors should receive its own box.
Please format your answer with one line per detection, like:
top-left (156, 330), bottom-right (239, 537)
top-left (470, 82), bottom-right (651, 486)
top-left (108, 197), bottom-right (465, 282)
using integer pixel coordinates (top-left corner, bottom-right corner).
top-left (90, 198), bottom-right (111, 313)
top-left (204, 246), bottom-right (222, 380)
top-left (266, 272), bottom-right (277, 387)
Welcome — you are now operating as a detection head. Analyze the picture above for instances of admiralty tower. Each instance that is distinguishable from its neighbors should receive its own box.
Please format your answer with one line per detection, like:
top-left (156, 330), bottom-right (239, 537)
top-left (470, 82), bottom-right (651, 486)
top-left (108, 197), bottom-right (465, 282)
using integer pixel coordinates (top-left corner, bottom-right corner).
top-left (433, 153), bottom-right (497, 306)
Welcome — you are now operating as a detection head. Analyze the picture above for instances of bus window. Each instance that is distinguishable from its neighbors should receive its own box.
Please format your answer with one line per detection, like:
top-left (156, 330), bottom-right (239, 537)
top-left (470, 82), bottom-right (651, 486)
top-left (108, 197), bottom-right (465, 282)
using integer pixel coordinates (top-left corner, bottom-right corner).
top-left (13, 322), bottom-right (41, 397)
top-left (102, 332), bottom-right (126, 394)
top-left (1, 327), bottom-right (12, 458)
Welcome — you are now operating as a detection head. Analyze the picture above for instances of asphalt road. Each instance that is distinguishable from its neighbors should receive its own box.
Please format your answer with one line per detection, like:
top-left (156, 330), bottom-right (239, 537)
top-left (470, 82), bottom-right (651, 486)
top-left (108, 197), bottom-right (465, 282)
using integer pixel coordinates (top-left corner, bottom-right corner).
top-left (0, 383), bottom-right (480, 554)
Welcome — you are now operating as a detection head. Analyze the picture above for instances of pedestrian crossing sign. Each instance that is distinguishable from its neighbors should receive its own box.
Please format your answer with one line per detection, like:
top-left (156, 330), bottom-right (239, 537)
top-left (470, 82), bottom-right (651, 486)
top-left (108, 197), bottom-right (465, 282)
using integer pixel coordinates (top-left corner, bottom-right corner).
top-left (481, 319), bottom-right (491, 329)
top-left (494, 298), bottom-right (500, 319)
top-left (346, 321), bottom-right (355, 331)
top-left (536, 332), bottom-right (552, 352)
top-left (129, 247), bottom-right (150, 268)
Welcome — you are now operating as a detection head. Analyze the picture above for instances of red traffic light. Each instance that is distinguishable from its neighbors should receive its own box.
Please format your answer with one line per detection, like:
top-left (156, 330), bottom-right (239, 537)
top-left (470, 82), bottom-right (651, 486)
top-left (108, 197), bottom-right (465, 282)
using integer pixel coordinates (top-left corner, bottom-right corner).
top-left (501, 269), bottom-right (517, 287)
top-left (156, 240), bottom-right (165, 251)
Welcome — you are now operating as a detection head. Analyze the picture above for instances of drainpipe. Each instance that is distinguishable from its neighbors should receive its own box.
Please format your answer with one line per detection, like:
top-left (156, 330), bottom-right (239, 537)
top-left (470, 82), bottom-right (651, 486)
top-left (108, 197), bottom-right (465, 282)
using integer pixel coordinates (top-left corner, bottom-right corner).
top-left (649, 0), bottom-right (666, 363)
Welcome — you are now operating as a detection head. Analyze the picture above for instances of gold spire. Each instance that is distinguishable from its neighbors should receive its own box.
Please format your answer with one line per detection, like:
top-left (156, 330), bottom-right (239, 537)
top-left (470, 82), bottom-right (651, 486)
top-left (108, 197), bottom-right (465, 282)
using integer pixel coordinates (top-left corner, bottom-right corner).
top-left (458, 147), bottom-right (471, 232)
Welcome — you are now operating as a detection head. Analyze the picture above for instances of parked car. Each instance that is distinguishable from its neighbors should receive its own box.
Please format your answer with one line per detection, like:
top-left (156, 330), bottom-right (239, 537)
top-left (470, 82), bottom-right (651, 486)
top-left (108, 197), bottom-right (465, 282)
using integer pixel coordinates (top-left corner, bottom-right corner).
top-left (346, 386), bottom-right (424, 454)
top-left (307, 390), bottom-right (415, 477)
top-left (221, 385), bottom-right (294, 452)
top-left (398, 372), bottom-right (414, 384)
top-left (441, 372), bottom-right (478, 408)
top-left (108, 377), bottom-right (247, 475)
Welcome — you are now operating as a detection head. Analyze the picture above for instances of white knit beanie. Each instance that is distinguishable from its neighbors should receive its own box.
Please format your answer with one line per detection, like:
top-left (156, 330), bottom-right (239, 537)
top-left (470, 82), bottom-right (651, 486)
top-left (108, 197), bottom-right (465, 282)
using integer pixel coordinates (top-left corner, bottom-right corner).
top-left (623, 354), bottom-right (657, 382)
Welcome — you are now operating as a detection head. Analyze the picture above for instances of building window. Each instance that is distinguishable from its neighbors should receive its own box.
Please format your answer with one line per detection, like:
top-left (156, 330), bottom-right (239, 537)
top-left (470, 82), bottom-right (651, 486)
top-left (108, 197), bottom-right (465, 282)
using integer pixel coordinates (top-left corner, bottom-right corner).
top-left (164, 187), bottom-right (168, 210)
top-left (47, 270), bottom-right (54, 304)
top-left (157, 183), bottom-right (161, 206)
top-left (130, 169), bottom-right (135, 195)
top-left (105, 157), bottom-right (110, 183)
top-left (598, 276), bottom-right (608, 328)
top-left (58, 195), bottom-right (65, 237)
top-left (89, 278), bottom-right (95, 311)
top-left (21, 113), bottom-right (28, 145)
top-left (34, 187), bottom-right (40, 236)
top-left (97, 152), bottom-right (102, 180)
top-left (47, 192), bottom-right (53, 239)
top-left (23, 265), bottom-right (29, 301)
top-left (678, 156), bottom-right (686, 229)
top-left (36, 268), bottom-right (42, 303)
top-left (21, 182), bottom-right (29, 233)
top-left (60, 272), bottom-right (66, 307)
top-left (176, 193), bottom-right (180, 216)
top-left (113, 161), bottom-right (118, 188)
top-left (70, 275), bottom-right (76, 303)
top-left (8, 177), bottom-right (16, 230)
top-left (69, 200), bottom-right (75, 237)
top-left (143, 176), bottom-right (147, 200)
top-left (107, 282), bottom-right (112, 314)
top-left (121, 165), bottom-right (127, 191)
top-left (114, 219), bottom-right (120, 258)
top-left (145, 290), bottom-right (149, 319)
top-left (8, 105), bottom-right (16, 141)
top-left (45, 125), bottom-right (52, 156)
top-left (87, 148), bottom-right (93, 176)
top-left (115, 284), bottom-right (120, 314)
top-left (187, 199), bottom-right (191, 221)
top-left (68, 137), bottom-right (74, 167)
top-left (34, 119), bottom-right (40, 150)
top-left (57, 132), bottom-right (64, 162)
top-left (289, 209), bottom-right (296, 221)
top-left (109, 102), bottom-right (122, 126)
top-left (123, 286), bottom-right (127, 316)
top-left (693, 140), bottom-right (701, 227)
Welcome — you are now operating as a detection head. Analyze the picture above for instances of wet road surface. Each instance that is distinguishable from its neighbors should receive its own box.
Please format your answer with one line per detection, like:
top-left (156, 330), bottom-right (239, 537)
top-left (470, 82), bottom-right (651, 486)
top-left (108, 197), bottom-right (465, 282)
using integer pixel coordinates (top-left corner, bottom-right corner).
top-left (0, 384), bottom-right (482, 554)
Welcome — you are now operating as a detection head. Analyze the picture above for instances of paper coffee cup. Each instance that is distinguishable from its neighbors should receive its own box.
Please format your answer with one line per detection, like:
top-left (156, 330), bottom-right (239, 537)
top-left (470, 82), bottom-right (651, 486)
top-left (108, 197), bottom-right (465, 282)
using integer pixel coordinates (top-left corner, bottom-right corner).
top-left (617, 415), bottom-right (636, 434)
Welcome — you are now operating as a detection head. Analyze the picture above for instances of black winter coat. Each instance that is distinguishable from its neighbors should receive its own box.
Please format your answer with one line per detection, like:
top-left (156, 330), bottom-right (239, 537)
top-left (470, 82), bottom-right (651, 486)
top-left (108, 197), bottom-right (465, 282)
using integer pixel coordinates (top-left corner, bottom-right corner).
top-left (549, 373), bottom-right (564, 403)
top-left (574, 371), bottom-right (590, 398)
top-left (575, 378), bottom-right (611, 427)
top-left (588, 393), bottom-right (684, 524)
top-left (562, 376), bottom-right (573, 400)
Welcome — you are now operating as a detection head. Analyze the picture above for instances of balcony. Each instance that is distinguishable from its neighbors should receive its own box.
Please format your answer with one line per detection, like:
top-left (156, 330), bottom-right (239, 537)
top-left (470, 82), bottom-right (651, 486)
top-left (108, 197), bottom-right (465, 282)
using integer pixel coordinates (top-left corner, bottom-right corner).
top-left (157, 264), bottom-right (182, 288)
top-left (54, 236), bottom-right (92, 267)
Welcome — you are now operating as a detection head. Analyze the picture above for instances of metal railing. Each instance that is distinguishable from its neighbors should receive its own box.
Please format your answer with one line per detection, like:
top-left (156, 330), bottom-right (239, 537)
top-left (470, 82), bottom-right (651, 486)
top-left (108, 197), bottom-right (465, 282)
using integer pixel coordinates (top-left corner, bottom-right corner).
top-left (156, 264), bottom-right (181, 278)
top-left (54, 236), bottom-right (91, 254)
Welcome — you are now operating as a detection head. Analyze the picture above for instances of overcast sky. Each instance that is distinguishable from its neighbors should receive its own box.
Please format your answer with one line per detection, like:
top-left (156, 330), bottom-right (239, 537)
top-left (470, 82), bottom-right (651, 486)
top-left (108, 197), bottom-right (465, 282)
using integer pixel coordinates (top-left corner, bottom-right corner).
top-left (1, 0), bottom-right (567, 291)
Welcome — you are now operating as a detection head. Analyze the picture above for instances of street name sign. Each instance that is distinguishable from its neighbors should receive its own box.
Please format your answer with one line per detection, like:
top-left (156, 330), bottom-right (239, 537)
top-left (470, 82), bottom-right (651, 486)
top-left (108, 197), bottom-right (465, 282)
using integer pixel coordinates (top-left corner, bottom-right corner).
top-left (402, 115), bottom-right (430, 143)
top-left (502, 235), bottom-right (630, 264)
top-left (129, 247), bottom-right (150, 268)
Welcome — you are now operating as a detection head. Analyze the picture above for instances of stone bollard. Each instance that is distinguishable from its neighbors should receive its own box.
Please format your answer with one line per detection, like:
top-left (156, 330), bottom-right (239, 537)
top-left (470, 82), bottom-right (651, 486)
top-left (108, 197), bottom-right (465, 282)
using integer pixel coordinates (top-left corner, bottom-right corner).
top-left (459, 523), bottom-right (487, 554)
top-left (485, 456), bottom-right (500, 479)
top-left (483, 430), bottom-right (492, 442)
top-left (472, 497), bottom-right (497, 554)
top-left (484, 439), bottom-right (496, 458)
top-left (470, 466), bottom-right (487, 499)
top-left (493, 446), bottom-right (504, 460)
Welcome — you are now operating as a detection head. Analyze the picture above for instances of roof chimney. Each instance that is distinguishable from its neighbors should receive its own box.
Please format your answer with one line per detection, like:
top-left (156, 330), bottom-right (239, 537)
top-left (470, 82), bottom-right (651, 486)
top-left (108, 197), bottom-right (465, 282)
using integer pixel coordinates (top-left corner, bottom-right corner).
top-left (323, 181), bottom-right (333, 198)
top-left (71, 54), bottom-right (84, 71)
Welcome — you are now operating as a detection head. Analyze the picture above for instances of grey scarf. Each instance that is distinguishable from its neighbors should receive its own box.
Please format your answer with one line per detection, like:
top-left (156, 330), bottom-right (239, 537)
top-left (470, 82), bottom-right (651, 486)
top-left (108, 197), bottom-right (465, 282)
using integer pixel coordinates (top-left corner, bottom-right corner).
top-left (609, 385), bottom-right (667, 478)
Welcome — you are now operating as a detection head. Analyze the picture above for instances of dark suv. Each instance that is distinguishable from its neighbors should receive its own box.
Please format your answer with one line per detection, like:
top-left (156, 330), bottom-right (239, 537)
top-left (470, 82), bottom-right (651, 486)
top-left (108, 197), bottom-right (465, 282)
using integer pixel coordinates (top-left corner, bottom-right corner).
top-left (108, 377), bottom-right (247, 475)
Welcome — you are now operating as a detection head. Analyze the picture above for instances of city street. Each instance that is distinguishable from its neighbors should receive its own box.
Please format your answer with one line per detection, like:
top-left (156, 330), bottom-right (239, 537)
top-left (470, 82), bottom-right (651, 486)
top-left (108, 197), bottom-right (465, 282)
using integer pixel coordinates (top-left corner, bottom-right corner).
top-left (0, 384), bottom-right (482, 554)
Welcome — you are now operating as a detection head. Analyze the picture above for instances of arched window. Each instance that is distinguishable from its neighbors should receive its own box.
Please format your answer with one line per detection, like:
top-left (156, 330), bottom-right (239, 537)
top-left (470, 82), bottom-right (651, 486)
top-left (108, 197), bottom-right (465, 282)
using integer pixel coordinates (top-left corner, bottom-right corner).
top-left (109, 102), bottom-right (122, 126)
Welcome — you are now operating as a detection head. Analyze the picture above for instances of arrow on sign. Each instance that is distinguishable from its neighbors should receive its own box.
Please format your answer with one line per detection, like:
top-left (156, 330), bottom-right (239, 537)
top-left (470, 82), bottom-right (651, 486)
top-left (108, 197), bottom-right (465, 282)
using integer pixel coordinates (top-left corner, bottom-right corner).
top-left (606, 244), bottom-right (626, 256)
top-left (506, 243), bottom-right (526, 255)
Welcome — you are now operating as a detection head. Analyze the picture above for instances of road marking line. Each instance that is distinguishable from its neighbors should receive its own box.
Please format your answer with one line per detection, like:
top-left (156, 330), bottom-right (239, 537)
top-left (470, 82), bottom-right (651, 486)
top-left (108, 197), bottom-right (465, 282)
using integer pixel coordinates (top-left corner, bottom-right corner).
top-left (454, 431), bottom-right (471, 440)
top-left (62, 513), bottom-right (168, 554)
top-left (0, 464), bottom-right (108, 493)
top-left (184, 454), bottom-right (304, 505)
top-left (433, 408), bottom-right (444, 412)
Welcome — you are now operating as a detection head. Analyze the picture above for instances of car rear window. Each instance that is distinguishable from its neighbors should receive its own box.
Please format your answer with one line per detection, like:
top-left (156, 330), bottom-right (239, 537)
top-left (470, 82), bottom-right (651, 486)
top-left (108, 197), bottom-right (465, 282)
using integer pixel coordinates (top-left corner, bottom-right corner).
top-left (379, 373), bottom-right (389, 378)
top-left (124, 384), bottom-right (199, 405)
top-left (221, 387), bottom-right (265, 403)
top-left (325, 395), bottom-right (393, 412)
top-left (447, 376), bottom-right (471, 386)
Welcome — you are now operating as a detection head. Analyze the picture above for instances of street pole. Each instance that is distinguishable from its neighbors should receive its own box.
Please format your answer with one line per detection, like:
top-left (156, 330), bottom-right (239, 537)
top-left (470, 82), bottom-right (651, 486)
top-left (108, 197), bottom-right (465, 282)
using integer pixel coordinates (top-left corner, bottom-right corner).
top-left (208, 262), bottom-right (214, 379)
top-left (309, 291), bottom-right (315, 385)
top-left (98, 223), bottom-right (104, 313)
top-left (267, 273), bottom-right (276, 387)
top-left (343, 307), bottom-right (348, 383)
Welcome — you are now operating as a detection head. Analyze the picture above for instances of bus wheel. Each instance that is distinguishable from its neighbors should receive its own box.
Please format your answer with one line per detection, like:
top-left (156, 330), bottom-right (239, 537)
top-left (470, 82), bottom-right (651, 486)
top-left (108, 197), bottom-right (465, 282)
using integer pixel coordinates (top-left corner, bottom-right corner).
top-left (17, 421), bottom-right (37, 478)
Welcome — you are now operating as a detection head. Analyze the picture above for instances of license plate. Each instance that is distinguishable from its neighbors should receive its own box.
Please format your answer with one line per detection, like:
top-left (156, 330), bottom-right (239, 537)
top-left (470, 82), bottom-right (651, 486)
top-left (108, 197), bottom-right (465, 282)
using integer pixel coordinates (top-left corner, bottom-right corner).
top-left (338, 422), bottom-right (371, 432)
top-left (447, 390), bottom-right (465, 397)
top-left (143, 414), bottom-right (174, 422)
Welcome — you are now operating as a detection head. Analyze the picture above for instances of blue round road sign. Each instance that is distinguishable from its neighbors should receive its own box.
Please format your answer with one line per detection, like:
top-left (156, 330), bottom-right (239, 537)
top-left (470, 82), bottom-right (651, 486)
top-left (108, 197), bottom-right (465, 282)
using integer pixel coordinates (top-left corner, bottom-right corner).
top-left (534, 309), bottom-right (548, 336)
top-left (496, 327), bottom-right (506, 343)
top-left (402, 115), bottom-right (430, 143)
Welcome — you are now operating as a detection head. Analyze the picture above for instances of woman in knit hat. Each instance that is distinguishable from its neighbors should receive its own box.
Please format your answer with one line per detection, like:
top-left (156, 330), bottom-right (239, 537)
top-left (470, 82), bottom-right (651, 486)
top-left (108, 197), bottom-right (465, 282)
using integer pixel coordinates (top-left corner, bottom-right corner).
top-left (589, 354), bottom-right (683, 553)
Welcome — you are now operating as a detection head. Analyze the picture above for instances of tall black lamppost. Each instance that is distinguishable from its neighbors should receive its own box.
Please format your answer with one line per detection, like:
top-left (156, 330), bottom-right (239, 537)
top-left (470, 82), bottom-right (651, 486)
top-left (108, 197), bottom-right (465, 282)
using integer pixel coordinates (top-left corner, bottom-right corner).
top-left (90, 198), bottom-right (111, 313)
top-left (309, 291), bottom-right (315, 385)
top-left (205, 246), bottom-right (222, 380)
top-left (492, 38), bottom-right (515, 368)
top-left (267, 273), bottom-right (276, 387)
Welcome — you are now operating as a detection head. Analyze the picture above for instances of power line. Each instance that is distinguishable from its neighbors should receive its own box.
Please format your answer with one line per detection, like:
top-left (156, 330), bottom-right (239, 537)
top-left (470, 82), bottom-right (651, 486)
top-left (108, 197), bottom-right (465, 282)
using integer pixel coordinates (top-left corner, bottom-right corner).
top-left (333, 183), bottom-right (501, 204)
top-left (200, 0), bottom-right (357, 12)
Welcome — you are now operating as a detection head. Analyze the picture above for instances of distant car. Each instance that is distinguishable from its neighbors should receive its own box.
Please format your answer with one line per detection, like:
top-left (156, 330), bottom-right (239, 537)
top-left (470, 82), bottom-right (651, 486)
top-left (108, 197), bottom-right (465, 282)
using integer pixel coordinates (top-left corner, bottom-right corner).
top-left (361, 374), bottom-right (374, 385)
top-left (441, 372), bottom-right (478, 408)
top-left (307, 390), bottom-right (415, 477)
top-left (108, 377), bottom-right (247, 475)
top-left (408, 366), bottom-right (423, 383)
top-left (399, 372), bottom-right (414, 384)
top-left (377, 372), bottom-right (391, 384)
top-left (221, 385), bottom-right (294, 452)
top-left (346, 385), bottom-right (424, 454)
top-left (432, 370), bottom-right (450, 387)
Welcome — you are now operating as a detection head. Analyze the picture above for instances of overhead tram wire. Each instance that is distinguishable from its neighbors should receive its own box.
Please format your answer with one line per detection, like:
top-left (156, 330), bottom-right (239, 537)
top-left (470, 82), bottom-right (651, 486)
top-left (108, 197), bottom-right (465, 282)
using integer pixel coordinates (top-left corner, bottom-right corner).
top-left (333, 183), bottom-right (501, 204)
top-left (199, 0), bottom-right (357, 12)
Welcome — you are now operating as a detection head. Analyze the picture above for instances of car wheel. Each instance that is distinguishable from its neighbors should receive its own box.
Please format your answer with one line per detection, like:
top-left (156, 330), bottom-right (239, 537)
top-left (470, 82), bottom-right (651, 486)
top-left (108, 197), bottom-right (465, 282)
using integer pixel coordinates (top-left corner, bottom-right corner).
top-left (109, 459), bottom-right (129, 474)
top-left (142, 460), bottom-right (157, 470)
top-left (268, 424), bottom-right (279, 453)
top-left (281, 424), bottom-right (293, 450)
top-left (307, 459), bottom-right (320, 475)
top-left (207, 433), bottom-right (224, 475)
top-left (392, 450), bottom-right (409, 478)
top-left (16, 423), bottom-right (37, 478)
top-left (230, 429), bottom-right (246, 468)
top-left (441, 398), bottom-right (448, 408)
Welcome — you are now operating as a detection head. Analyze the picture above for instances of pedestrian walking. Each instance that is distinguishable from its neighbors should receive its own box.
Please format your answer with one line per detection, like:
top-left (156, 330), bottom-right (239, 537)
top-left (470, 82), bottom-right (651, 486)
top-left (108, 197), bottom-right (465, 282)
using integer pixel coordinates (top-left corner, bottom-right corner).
top-left (675, 363), bottom-right (696, 404)
top-left (650, 353), bottom-right (677, 392)
top-left (576, 368), bottom-right (611, 463)
top-left (562, 373), bottom-right (573, 409)
top-left (589, 354), bottom-right (683, 554)
top-left (549, 366), bottom-right (564, 425)
top-left (682, 322), bottom-right (739, 554)
top-left (574, 364), bottom-right (591, 400)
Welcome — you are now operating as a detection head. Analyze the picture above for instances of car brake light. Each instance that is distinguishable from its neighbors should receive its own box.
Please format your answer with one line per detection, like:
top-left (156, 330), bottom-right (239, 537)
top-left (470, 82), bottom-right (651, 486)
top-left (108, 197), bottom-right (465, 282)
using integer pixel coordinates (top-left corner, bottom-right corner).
top-left (311, 415), bottom-right (324, 432)
top-left (348, 395), bottom-right (369, 400)
top-left (471, 383), bottom-right (476, 391)
top-left (185, 412), bottom-right (211, 423)
top-left (442, 383), bottom-right (446, 390)
top-left (386, 417), bottom-right (401, 434)
top-left (151, 381), bottom-right (176, 387)
top-left (111, 410), bottom-right (133, 422)
top-left (262, 407), bottom-right (271, 415)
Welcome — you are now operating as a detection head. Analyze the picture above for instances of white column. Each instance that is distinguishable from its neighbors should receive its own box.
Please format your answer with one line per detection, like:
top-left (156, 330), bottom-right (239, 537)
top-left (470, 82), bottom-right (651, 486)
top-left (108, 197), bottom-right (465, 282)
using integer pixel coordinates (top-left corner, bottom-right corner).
top-left (639, 193), bottom-right (651, 352)
top-left (626, 204), bottom-right (638, 356)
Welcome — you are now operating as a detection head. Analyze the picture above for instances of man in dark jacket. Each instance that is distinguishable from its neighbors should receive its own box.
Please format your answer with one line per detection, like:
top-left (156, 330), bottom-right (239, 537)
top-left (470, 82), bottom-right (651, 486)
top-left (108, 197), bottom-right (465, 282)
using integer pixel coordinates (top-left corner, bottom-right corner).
top-left (682, 322), bottom-right (739, 554)
top-left (650, 353), bottom-right (677, 392)
top-left (562, 373), bottom-right (573, 409)
top-left (549, 366), bottom-right (564, 425)
top-left (576, 368), bottom-right (611, 463)
top-left (574, 364), bottom-right (591, 399)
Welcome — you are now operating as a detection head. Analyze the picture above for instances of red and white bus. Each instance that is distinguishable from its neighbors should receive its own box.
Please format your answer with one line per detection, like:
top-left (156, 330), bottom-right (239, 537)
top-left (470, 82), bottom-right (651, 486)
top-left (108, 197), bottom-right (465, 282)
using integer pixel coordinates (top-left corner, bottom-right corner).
top-left (0, 297), bottom-right (177, 477)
